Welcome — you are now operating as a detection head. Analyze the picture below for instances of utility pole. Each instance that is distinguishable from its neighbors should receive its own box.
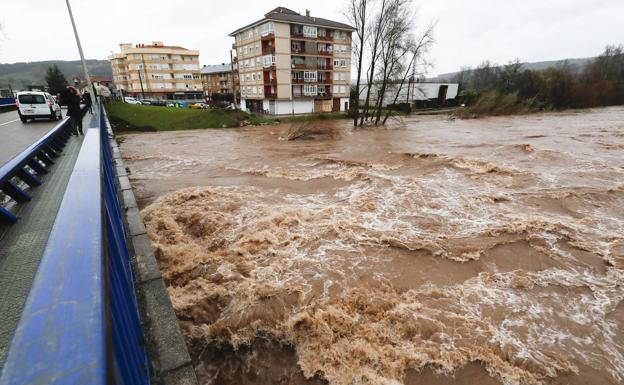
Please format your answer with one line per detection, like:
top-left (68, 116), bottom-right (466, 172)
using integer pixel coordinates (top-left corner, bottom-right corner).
top-left (229, 49), bottom-right (238, 110)
top-left (137, 70), bottom-right (146, 99)
top-left (65, 0), bottom-right (97, 108)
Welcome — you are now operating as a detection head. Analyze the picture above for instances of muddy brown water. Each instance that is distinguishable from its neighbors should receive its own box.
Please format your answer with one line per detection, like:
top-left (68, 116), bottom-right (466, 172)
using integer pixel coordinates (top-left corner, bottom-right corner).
top-left (120, 107), bottom-right (624, 385)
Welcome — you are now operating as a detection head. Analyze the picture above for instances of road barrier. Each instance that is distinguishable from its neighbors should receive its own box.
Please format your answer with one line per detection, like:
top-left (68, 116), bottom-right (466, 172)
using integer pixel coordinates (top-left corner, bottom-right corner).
top-left (0, 103), bottom-right (151, 385)
top-left (0, 117), bottom-right (74, 223)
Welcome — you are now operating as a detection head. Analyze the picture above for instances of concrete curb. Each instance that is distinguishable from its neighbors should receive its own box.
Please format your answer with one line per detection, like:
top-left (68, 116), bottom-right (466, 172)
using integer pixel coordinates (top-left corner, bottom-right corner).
top-left (109, 134), bottom-right (197, 385)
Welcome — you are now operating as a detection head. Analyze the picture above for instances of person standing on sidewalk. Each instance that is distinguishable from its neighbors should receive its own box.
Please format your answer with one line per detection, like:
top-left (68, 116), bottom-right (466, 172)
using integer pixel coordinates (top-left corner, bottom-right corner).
top-left (66, 86), bottom-right (83, 135)
top-left (82, 90), bottom-right (92, 114)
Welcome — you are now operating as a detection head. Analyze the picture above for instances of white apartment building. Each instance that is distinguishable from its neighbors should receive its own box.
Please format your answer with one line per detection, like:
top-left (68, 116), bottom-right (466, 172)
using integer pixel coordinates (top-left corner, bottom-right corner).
top-left (229, 7), bottom-right (355, 115)
top-left (108, 41), bottom-right (202, 101)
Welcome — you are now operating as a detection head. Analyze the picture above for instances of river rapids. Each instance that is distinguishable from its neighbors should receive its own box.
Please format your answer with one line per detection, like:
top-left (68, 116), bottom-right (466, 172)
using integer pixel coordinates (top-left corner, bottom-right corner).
top-left (120, 107), bottom-right (624, 385)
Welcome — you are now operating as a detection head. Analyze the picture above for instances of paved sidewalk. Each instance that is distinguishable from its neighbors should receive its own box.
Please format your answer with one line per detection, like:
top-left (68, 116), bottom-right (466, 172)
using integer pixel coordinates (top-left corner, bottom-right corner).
top-left (0, 113), bottom-right (91, 367)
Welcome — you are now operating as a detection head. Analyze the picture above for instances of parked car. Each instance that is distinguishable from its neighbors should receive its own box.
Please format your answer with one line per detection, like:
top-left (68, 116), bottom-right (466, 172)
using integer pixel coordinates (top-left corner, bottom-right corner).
top-left (124, 96), bottom-right (141, 105)
top-left (16, 91), bottom-right (62, 122)
top-left (189, 102), bottom-right (208, 109)
top-left (139, 99), bottom-right (152, 105)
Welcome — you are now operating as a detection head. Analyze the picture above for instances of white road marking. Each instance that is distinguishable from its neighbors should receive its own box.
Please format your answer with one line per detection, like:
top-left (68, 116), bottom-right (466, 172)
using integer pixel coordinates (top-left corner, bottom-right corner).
top-left (0, 119), bottom-right (20, 127)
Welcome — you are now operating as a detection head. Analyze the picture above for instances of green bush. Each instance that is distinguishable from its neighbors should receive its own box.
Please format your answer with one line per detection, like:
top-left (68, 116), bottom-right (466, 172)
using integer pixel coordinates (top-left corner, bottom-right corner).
top-left (453, 45), bottom-right (624, 117)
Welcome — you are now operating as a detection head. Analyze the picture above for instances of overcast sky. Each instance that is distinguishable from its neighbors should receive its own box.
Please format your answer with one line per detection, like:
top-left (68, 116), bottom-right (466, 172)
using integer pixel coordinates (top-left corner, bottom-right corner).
top-left (1, 0), bottom-right (622, 76)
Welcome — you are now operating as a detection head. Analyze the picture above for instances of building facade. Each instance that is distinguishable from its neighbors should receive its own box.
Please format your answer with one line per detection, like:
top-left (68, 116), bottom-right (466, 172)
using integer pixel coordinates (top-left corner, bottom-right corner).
top-left (200, 63), bottom-right (239, 99)
top-left (230, 7), bottom-right (354, 115)
top-left (359, 81), bottom-right (460, 108)
top-left (108, 41), bottom-right (202, 102)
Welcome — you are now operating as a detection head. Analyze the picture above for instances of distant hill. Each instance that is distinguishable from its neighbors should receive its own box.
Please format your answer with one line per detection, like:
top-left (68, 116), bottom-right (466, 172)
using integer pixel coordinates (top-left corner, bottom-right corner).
top-left (0, 60), bottom-right (112, 89)
top-left (433, 57), bottom-right (594, 82)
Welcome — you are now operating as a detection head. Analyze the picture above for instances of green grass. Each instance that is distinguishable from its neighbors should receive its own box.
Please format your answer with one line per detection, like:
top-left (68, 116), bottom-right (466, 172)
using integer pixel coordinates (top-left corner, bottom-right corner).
top-left (105, 102), bottom-right (250, 131)
top-left (105, 102), bottom-right (350, 132)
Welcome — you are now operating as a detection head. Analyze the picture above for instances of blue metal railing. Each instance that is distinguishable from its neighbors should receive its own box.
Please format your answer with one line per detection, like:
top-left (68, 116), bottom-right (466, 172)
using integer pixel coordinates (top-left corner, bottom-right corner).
top-left (0, 117), bottom-right (74, 223)
top-left (0, 98), bottom-right (16, 108)
top-left (0, 104), bottom-right (151, 385)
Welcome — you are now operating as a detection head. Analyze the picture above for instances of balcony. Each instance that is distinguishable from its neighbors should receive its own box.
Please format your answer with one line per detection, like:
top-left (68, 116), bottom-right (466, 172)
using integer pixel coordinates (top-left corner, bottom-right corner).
top-left (262, 47), bottom-right (275, 55)
top-left (261, 33), bottom-right (275, 41)
top-left (291, 63), bottom-right (309, 70)
top-left (317, 50), bottom-right (333, 56)
top-left (265, 92), bottom-right (277, 98)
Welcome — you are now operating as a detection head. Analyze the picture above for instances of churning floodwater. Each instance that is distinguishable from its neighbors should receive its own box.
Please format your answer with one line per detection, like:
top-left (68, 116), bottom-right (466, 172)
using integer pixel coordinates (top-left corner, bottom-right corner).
top-left (120, 107), bottom-right (624, 385)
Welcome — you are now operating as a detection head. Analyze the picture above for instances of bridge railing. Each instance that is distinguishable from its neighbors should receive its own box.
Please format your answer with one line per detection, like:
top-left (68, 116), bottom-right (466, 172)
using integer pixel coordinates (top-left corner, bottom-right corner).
top-left (0, 117), bottom-right (74, 223)
top-left (0, 103), bottom-right (151, 385)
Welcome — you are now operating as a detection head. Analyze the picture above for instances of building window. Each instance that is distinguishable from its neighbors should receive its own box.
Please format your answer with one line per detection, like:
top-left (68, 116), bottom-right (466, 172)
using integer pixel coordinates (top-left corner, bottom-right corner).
top-left (335, 31), bottom-right (347, 40)
top-left (303, 84), bottom-right (317, 96)
top-left (333, 85), bottom-right (346, 94)
top-left (333, 59), bottom-right (348, 68)
top-left (262, 55), bottom-right (275, 67)
top-left (260, 22), bottom-right (275, 36)
top-left (333, 44), bottom-right (346, 53)
top-left (318, 44), bottom-right (332, 53)
top-left (303, 26), bottom-right (317, 38)
top-left (304, 71), bottom-right (317, 82)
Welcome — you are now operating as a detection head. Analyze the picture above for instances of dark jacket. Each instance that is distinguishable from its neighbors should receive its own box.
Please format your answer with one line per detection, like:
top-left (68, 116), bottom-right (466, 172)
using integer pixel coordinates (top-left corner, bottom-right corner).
top-left (83, 92), bottom-right (92, 106)
top-left (66, 93), bottom-right (82, 118)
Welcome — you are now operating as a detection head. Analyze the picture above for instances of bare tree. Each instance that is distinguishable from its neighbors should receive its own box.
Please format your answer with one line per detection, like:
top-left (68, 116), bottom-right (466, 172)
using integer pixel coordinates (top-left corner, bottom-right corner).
top-left (359, 0), bottom-right (389, 126)
top-left (381, 23), bottom-right (435, 124)
top-left (345, 0), bottom-right (369, 126)
top-left (372, 0), bottom-right (413, 125)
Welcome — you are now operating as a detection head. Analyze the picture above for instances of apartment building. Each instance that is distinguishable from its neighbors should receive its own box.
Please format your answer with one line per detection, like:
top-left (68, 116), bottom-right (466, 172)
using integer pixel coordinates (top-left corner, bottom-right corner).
top-left (229, 7), bottom-right (354, 115)
top-left (108, 41), bottom-right (202, 101)
top-left (200, 63), bottom-right (239, 99)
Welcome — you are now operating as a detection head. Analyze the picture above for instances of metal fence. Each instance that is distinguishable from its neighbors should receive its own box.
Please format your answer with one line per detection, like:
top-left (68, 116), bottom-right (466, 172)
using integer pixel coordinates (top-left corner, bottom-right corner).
top-left (0, 117), bottom-right (74, 224)
top-left (0, 103), bottom-right (151, 385)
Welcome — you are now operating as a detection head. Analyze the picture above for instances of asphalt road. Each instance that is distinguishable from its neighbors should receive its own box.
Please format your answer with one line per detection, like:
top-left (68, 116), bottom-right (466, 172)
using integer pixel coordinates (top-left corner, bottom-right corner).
top-left (0, 110), bottom-right (62, 167)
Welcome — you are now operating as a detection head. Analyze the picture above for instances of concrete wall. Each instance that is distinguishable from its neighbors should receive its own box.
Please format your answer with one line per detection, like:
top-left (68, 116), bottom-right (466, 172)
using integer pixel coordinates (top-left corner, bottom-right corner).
top-left (263, 99), bottom-right (314, 115)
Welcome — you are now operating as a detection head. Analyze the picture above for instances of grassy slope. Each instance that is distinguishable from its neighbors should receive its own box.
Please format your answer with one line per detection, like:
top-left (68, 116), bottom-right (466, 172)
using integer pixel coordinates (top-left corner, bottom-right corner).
top-left (105, 102), bottom-right (349, 132)
top-left (106, 103), bottom-right (249, 131)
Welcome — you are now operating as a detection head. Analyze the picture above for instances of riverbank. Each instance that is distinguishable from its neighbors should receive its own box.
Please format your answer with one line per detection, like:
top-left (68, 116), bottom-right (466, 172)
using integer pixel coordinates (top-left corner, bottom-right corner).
top-left (105, 102), bottom-right (348, 132)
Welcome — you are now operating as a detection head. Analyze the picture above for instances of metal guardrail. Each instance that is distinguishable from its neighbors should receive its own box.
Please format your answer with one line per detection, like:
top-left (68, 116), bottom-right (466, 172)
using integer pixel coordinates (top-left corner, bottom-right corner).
top-left (0, 117), bottom-right (74, 224)
top-left (0, 103), bottom-right (151, 385)
top-left (0, 98), bottom-right (16, 108)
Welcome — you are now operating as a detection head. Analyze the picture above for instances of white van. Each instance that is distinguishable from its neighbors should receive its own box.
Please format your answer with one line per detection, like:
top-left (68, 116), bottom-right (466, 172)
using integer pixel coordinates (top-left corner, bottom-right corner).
top-left (17, 91), bottom-right (62, 123)
top-left (124, 96), bottom-right (141, 105)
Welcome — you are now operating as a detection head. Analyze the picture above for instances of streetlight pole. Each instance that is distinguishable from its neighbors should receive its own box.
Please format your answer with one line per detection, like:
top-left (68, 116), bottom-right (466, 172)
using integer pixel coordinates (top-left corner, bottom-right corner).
top-left (137, 70), bottom-right (146, 100)
top-left (65, 0), bottom-right (97, 108)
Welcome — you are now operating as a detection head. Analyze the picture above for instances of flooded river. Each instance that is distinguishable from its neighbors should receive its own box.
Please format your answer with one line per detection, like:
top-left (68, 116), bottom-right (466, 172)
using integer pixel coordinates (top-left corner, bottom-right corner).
top-left (120, 107), bottom-right (624, 385)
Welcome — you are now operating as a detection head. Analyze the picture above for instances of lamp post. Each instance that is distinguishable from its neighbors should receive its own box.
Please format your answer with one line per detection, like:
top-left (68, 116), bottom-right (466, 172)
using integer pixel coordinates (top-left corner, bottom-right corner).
top-left (137, 70), bottom-right (146, 100)
top-left (65, 0), bottom-right (97, 108)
